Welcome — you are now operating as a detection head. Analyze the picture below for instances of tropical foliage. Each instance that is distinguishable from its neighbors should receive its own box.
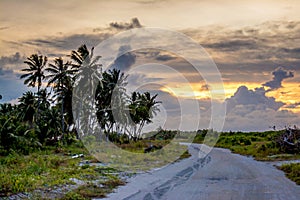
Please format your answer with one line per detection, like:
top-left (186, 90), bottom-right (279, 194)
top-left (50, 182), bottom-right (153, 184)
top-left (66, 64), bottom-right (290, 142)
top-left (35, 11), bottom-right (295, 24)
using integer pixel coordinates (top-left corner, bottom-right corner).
top-left (0, 44), bottom-right (161, 155)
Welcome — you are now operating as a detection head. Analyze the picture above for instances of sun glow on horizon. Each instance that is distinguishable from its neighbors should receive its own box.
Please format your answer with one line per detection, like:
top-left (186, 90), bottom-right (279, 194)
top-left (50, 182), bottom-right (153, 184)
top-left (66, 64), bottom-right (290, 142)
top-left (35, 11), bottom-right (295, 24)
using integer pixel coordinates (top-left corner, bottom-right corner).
top-left (160, 81), bottom-right (300, 113)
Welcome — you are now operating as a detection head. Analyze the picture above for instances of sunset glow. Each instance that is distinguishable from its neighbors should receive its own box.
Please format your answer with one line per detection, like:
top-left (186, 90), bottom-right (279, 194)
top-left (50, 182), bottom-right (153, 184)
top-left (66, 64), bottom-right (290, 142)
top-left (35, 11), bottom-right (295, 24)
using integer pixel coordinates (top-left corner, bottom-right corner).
top-left (1, 0), bottom-right (300, 131)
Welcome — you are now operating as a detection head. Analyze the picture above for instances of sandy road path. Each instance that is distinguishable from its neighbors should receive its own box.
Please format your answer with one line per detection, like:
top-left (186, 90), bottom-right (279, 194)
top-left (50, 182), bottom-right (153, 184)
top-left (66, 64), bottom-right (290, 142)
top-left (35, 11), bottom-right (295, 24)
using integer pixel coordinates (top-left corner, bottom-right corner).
top-left (102, 144), bottom-right (300, 200)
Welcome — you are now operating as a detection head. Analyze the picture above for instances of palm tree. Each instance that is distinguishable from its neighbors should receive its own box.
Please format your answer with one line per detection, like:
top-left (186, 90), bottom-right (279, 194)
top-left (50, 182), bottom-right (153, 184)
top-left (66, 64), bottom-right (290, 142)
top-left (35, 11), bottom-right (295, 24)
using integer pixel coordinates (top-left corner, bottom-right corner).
top-left (0, 103), bottom-right (15, 115)
top-left (18, 91), bottom-right (36, 124)
top-left (95, 69), bottom-right (128, 134)
top-left (137, 92), bottom-right (161, 135)
top-left (71, 45), bottom-right (102, 91)
top-left (128, 92), bottom-right (161, 140)
top-left (70, 45), bottom-right (102, 138)
top-left (20, 54), bottom-right (47, 116)
top-left (21, 54), bottom-right (47, 94)
top-left (46, 57), bottom-right (73, 136)
top-left (70, 44), bottom-right (90, 70)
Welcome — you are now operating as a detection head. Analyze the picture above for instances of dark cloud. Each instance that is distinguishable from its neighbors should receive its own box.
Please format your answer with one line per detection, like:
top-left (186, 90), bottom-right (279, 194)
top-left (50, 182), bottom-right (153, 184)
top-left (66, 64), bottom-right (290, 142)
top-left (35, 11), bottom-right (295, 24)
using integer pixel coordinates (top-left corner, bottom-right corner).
top-left (205, 39), bottom-right (257, 51)
top-left (181, 20), bottom-right (300, 83)
top-left (155, 54), bottom-right (176, 61)
top-left (20, 18), bottom-right (143, 57)
top-left (200, 84), bottom-right (210, 91)
top-left (224, 66), bottom-right (299, 130)
top-left (136, 50), bottom-right (177, 62)
top-left (284, 102), bottom-right (300, 109)
top-left (0, 26), bottom-right (9, 31)
top-left (0, 52), bottom-right (24, 67)
top-left (263, 67), bottom-right (294, 91)
top-left (25, 34), bottom-right (108, 52)
top-left (109, 18), bottom-right (142, 30)
top-left (134, 0), bottom-right (165, 5)
top-left (14, 20), bottom-right (300, 86)
top-left (111, 45), bottom-right (136, 71)
top-left (126, 73), bottom-right (163, 87)
top-left (281, 47), bottom-right (300, 54)
top-left (226, 86), bottom-right (284, 113)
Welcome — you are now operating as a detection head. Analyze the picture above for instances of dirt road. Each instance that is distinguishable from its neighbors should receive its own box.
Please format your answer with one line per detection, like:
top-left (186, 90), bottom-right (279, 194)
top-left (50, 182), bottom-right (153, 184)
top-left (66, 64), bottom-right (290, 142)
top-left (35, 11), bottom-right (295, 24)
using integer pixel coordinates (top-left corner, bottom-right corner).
top-left (103, 144), bottom-right (300, 200)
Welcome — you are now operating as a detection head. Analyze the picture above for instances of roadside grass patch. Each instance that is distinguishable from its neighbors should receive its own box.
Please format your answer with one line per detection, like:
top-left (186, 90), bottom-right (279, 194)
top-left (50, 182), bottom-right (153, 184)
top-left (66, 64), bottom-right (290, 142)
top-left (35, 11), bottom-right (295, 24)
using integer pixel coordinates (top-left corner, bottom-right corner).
top-left (210, 130), bottom-right (300, 161)
top-left (63, 179), bottom-right (126, 199)
top-left (0, 144), bottom-right (121, 197)
top-left (278, 163), bottom-right (300, 185)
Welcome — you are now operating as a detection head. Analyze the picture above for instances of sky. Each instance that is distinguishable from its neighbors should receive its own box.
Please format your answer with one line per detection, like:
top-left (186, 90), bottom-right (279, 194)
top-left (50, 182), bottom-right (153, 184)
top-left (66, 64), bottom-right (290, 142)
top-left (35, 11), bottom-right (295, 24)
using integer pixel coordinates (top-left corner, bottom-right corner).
top-left (0, 0), bottom-right (300, 131)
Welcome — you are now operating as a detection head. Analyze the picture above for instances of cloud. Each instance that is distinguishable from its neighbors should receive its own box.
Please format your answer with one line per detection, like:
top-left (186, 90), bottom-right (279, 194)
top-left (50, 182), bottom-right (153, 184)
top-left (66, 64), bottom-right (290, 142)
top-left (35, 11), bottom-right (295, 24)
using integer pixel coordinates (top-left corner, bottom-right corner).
top-left (205, 39), bottom-right (257, 51)
top-left (126, 73), bottom-right (163, 87)
top-left (284, 102), bottom-right (300, 109)
top-left (0, 26), bottom-right (9, 31)
top-left (109, 18), bottom-right (142, 30)
top-left (155, 53), bottom-right (177, 61)
top-left (0, 67), bottom-right (14, 77)
top-left (110, 45), bottom-right (136, 71)
top-left (223, 66), bottom-right (300, 131)
top-left (263, 67), bottom-right (294, 91)
top-left (181, 20), bottom-right (300, 83)
top-left (226, 86), bottom-right (284, 113)
top-left (24, 34), bottom-right (108, 53)
top-left (225, 67), bottom-right (294, 112)
top-left (0, 69), bottom-right (30, 103)
top-left (224, 107), bottom-right (300, 131)
top-left (200, 84), bottom-right (210, 91)
top-left (6, 20), bottom-right (298, 86)
top-left (13, 18), bottom-right (144, 62)
top-left (0, 52), bottom-right (24, 69)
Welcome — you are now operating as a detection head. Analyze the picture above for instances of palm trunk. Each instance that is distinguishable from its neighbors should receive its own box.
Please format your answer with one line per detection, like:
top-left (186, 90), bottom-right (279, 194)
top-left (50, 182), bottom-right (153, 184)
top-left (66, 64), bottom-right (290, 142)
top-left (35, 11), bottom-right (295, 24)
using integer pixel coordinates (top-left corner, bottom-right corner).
top-left (36, 85), bottom-right (40, 122)
top-left (61, 96), bottom-right (65, 139)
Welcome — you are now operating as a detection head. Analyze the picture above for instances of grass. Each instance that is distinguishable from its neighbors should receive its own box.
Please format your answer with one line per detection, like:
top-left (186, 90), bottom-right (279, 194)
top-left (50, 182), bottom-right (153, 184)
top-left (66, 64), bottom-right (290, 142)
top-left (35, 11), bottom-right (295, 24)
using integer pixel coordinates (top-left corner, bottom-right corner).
top-left (62, 179), bottom-right (126, 200)
top-left (278, 163), bottom-right (300, 185)
top-left (193, 130), bottom-right (300, 161)
top-left (82, 135), bottom-right (192, 171)
top-left (0, 139), bottom-right (191, 199)
top-left (0, 143), bottom-right (124, 199)
top-left (117, 139), bottom-right (170, 153)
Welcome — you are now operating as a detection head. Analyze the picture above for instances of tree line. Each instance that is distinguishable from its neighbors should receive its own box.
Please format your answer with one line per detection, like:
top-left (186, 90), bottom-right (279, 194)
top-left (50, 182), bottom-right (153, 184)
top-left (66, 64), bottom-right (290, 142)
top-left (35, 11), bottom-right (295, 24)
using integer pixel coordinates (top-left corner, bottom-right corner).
top-left (0, 45), bottom-right (160, 155)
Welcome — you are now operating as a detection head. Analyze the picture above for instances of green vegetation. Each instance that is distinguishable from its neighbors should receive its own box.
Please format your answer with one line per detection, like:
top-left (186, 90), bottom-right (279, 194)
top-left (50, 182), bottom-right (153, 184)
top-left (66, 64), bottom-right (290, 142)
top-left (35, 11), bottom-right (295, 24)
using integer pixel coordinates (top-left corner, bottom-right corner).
top-left (0, 143), bottom-right (125, 198)
top-left (0, 44), bottom-right (161, 156)
top-left (1, 43), bottom-right (299, 196)
top-left (0, 44), bottom-right (163, 198)
top-left (192, 129), bottom-right (300, 161)
top-left (215, 130), bottom-right (283, 160)
top-left (278, 163), bottom-right (300, 185)
top-left (63, 179), bottom-right (126, 200)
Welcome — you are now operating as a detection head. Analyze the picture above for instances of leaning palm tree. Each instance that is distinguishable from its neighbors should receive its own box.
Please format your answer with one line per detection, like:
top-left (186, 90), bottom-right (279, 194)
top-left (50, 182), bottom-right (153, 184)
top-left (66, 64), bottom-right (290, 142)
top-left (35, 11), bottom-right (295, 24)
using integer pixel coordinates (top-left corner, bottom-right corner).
top-left (128, 92), bottom-right (161, 140)
top-left (45, 57), bottom-right (74, 136)
top-left (20, 54), bottom-right (47, 116)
